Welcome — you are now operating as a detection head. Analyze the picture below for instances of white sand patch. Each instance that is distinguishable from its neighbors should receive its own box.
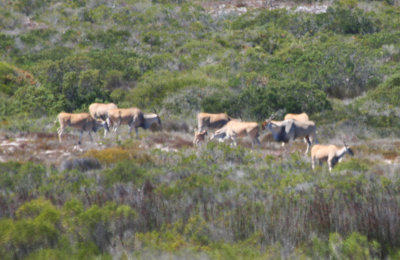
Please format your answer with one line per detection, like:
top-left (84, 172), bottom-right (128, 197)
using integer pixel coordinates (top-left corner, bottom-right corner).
top-left (207, 1), bottom-right (330, 16)
top-left (154, 143), bottom-right (178, 153)
top-left (1, 141), bottom-right (20, 147)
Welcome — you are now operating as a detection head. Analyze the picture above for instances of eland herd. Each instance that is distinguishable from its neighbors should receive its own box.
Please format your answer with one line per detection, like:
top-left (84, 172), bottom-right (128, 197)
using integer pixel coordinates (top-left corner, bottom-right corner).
top-left (56, 103), bottom-right (353, 172)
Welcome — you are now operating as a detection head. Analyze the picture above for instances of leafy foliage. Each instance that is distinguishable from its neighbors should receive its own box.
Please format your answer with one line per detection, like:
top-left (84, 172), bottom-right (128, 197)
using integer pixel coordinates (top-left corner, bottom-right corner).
top-left (1, 0), bottom-right (396, 122)
top-left (0, 143), bottom-right (399, 258)
top-left (2, 0), bottom-right (400, 258)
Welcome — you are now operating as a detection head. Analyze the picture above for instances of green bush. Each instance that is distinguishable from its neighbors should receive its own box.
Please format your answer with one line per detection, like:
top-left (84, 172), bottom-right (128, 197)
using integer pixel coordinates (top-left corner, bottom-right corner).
top-left (0, 61), bottom-right (16, 95)
top-left (328, 232), bottom-right (381, 259)
top-left (201, 80), bottom-right (330, 121)
top-left (0, 198), bottom-right (61, 259)
top-left (333, 158), bottom-right (373, 172)
top-left (14, 0), bottom-right (51, 15)
top-left (323, 7), bottom-right (378, 35)
top-left (364, 72), bottom-right (400, 107)
top-left (87, 29), bottom-right (131, 48)
top-left (126, 70), bottom-right (223, 109)
top-left (102, 160), bottom-right (147, 187)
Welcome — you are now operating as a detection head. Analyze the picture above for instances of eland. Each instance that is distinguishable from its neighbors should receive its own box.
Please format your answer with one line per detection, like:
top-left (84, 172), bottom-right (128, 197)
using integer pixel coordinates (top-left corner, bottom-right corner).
top-left (210, 120), bottom-right (260, 147)
top-left (284, 112), bottom-right (309, 122)
top-left (283, 112), bottom-right (311, 146)
top-left (311, 142), bottom-right (354, 172)
top-left (107, 108), bottom-right (161, 139)
top-left (197, 112), bottom-right (231, 132)
top-left (88, 102), bottom-right (118, 137)
top-left (262, 117), bottom-right (317, 154)
top-left (57, 112), bottom-right (108, 144)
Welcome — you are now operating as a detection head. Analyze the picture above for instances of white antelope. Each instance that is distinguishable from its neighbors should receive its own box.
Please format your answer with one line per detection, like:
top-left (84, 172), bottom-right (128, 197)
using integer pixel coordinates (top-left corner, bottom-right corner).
top-left (210, 121), bottom-right (261, 147)
top-left (107, 108), bottom-right (161, 139)
top-left (311, 143), bottom-right (354, 172)
top-left (57, 112), bottom-right (108, 144)
top-left (197, 112), bottom-right (231, 132)
top-left (193, 129), bottom-right (208, 146)
top-left (88, 102), bottom-right (118, 137)
top-left (262, 118), bottom-right (317, 154)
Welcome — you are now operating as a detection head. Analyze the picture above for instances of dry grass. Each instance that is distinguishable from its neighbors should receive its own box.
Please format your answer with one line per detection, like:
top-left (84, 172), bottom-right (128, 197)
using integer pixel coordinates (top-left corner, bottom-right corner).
top-left (84, 147), bottom-right (131, 165)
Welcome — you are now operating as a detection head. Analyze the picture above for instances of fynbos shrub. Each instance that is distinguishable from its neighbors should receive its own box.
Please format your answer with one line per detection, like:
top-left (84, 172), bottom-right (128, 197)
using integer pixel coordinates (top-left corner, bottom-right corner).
top-left (60, 157), bottom-right (102, 172)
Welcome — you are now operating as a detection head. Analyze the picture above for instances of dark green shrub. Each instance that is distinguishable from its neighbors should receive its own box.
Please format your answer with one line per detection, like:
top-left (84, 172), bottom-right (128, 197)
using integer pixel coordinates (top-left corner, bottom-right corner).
top-left (322, 7), bottom-right (379, 35)
top-left (104, 70), bottom-right (123, 91)
top-left (126, 70), bottom-right (220, 109)
top-left (333, 158), bottom-right (372, 172)
top-left (19, 29), bottom-right (57, 46)
top-left (328, 232), bottom-right (381, 259)
top-left (0, 61), bottom-right (15, 95)
top-left (14, 0), bottom-right (51, 15)
top-left (0, 199), bottom-right (61, 259)
top-left (201, 80), bottom-right (330, 121)
top-left (9, 85), bottom-right (62, 116)
top-left (0, 34), bottom-right (14, 55)
top-left (87, 29), bottom-right (131, 48)
top-left (364, 72), bottom-right (400, 106)
top-left (200, 90), bottom-right (240, 118)
top-left (103, 160), bottom-right (147, 187)
top-left (60, 158), bottom-right (101, 172)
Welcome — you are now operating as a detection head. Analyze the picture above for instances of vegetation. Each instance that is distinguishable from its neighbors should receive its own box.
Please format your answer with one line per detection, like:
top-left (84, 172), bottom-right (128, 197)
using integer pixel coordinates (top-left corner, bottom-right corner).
top-left (0, 143), bottom-right (400, 258)
top-left (2, 0), bottom-right (400, 258)
top-left (1, 0), bottom-right (399, 123)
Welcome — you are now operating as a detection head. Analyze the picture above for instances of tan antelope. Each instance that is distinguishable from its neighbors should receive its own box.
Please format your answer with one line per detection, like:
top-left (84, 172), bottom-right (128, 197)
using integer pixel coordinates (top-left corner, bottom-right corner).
top-left (311, 142), bottom-right (354, 172)
top-left (210, 121), bottom-right (261, 147)
top-left (284, 112), bottom-right (309, 122)
top-left (88, 102), bottom-right (118, 136)
top-left (193, 129), bottom-right (208, 146)
top-left (197, 112), bottom-right (231, 132)
top-left (262, 117), bottom-right (317, 154)
top-left (107, 108), bottom-right (161, 139)
top-left (57, 112), bottom-right (108, 144)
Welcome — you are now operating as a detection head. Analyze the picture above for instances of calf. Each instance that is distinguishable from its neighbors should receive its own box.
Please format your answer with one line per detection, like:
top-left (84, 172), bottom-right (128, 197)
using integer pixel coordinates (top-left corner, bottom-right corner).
top-left (193, 130), bottom-right (208, 146)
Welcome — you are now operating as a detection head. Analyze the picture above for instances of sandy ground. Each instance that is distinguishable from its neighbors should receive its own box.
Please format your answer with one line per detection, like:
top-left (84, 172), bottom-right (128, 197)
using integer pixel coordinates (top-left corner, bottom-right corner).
top-left (0, 127), bottom-right (399, 169)
top-left (201, 0), bottom-right (331, 16)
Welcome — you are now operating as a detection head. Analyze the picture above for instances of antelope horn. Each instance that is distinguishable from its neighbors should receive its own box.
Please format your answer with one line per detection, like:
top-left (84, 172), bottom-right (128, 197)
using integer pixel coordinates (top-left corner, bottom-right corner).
top-left (268, 113), bottom-right (275, 121)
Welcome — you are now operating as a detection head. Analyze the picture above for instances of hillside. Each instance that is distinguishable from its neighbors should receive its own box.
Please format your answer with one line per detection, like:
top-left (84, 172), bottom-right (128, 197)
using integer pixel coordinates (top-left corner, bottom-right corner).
top-left (1, 0), bottom-right (400, 259)
top-left (1, 0), bottom-right (400, 123)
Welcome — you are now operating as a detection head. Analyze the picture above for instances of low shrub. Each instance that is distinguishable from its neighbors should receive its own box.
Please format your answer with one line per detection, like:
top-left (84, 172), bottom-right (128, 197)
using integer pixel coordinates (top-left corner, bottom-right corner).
top-left (83, 147), bottom-right (130, 165)
top-left (102, 160), bottom-right (147, 187)
top-left (333, 157), bottom-right (374, 172)
top-left (59, 157), bottom-right (102, 172)
top-left (84, 145), bottom-right (154, 166)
